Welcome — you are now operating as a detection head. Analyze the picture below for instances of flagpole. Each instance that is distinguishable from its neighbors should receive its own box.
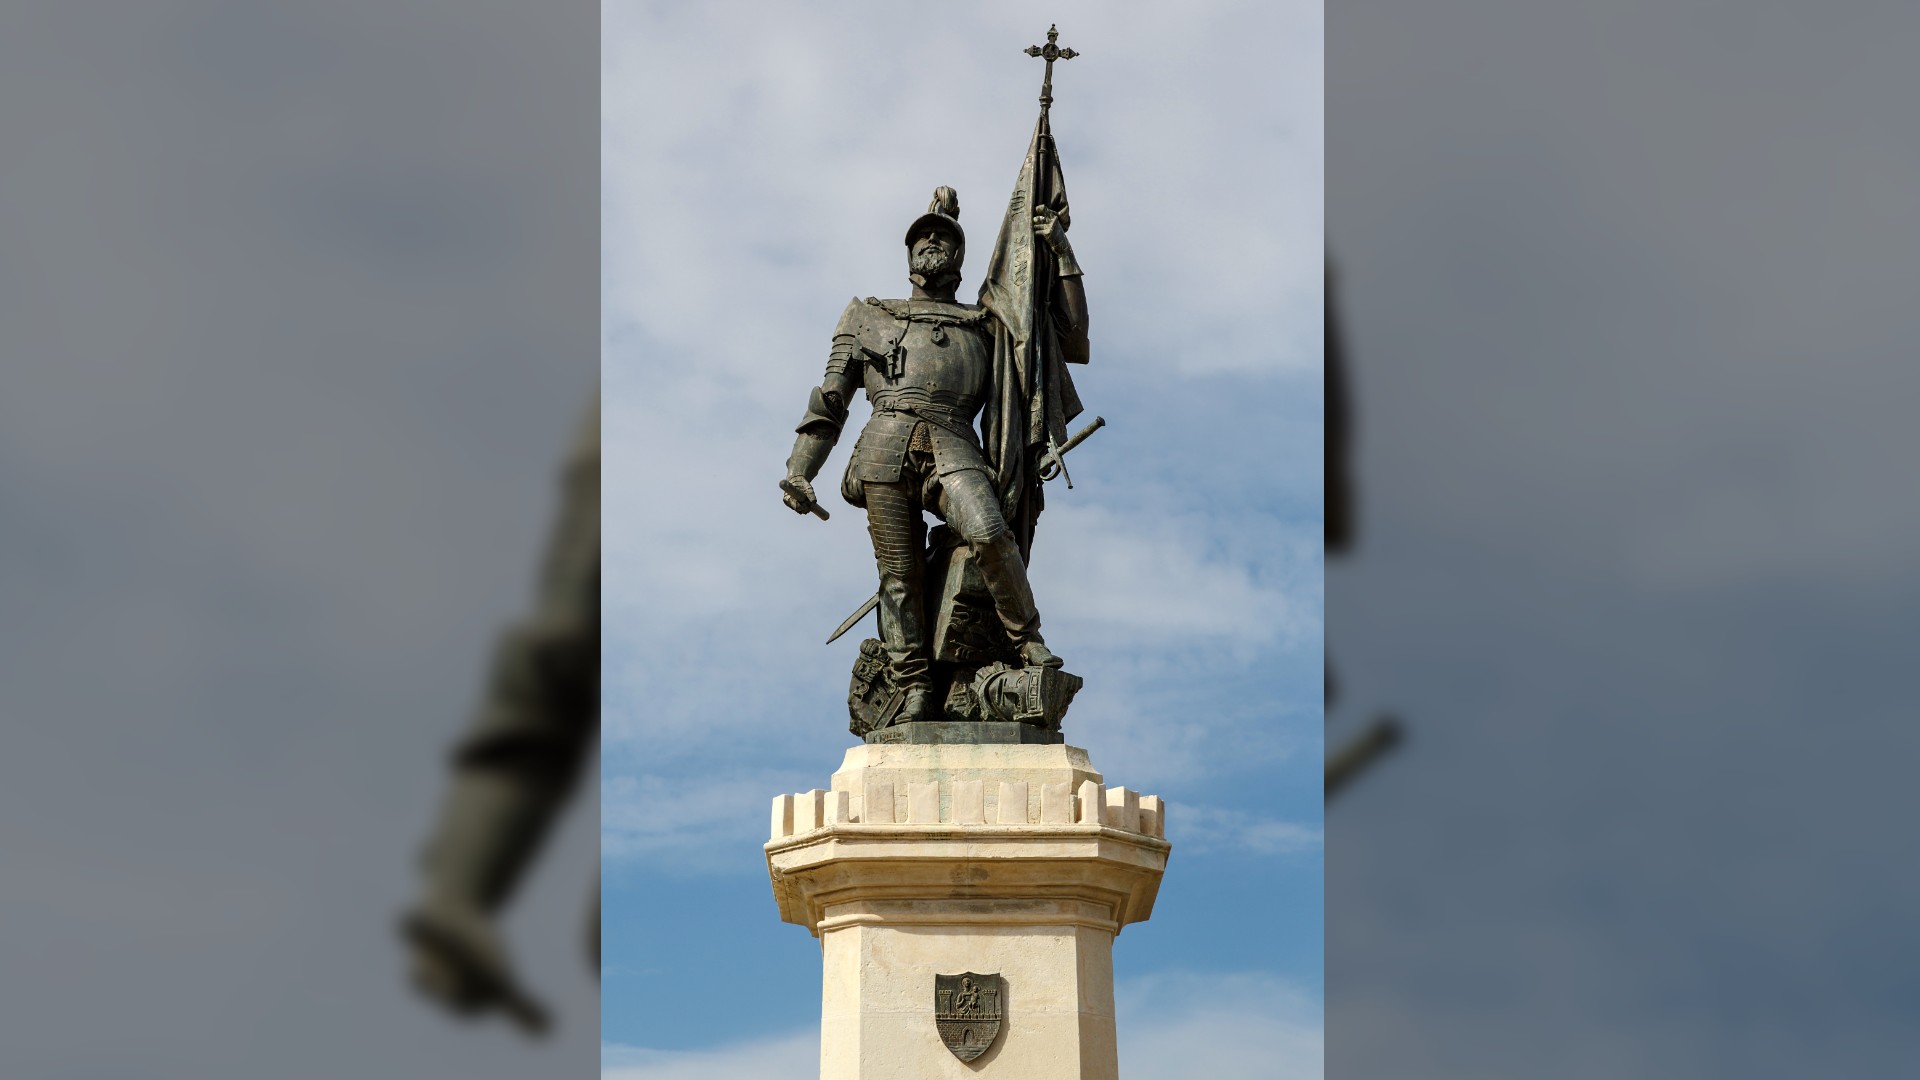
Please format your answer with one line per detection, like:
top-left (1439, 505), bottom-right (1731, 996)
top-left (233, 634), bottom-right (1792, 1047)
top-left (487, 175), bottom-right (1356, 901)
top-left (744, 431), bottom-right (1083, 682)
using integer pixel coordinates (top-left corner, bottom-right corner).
top-left (1023, 26), bottom-right (1078, 462)
top-left (1024, 24), bottom-right (1078, 117)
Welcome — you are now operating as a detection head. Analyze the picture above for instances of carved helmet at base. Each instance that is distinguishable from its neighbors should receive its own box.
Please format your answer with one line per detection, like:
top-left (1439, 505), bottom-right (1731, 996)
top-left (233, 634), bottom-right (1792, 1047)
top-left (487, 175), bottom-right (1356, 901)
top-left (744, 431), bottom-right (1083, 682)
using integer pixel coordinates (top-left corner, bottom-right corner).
top-left (903, 186), bottom-right (965, 268)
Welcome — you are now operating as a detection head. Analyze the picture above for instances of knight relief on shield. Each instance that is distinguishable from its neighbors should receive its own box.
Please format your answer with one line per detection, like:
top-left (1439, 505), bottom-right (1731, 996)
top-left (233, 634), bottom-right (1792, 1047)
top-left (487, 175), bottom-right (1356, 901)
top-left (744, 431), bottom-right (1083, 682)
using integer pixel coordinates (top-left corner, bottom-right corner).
top-left (782, 157), bottom-right (1096, 737)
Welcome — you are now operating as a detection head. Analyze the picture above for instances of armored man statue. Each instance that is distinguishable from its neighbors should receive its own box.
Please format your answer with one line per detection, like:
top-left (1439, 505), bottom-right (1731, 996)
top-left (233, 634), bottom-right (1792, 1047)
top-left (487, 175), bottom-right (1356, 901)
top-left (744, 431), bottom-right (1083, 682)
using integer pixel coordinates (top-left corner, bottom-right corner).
top-left (781, 178), bottom-right (1096, 738)
top-left (767, 33), bottom-right (1172, 1080)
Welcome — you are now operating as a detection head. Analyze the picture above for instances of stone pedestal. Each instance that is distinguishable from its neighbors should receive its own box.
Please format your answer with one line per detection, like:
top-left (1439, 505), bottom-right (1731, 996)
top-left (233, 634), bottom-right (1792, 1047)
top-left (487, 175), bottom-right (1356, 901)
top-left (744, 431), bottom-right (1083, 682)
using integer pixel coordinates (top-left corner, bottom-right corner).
top-left (767, 743), bottom-right (1170, 1080)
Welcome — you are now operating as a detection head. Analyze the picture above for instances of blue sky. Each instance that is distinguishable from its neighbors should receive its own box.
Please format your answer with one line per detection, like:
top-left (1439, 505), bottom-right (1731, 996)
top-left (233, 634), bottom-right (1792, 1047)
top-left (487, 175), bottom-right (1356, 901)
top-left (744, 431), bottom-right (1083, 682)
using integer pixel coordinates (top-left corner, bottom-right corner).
top-left (601, 2), bottom-right (1323, 1076)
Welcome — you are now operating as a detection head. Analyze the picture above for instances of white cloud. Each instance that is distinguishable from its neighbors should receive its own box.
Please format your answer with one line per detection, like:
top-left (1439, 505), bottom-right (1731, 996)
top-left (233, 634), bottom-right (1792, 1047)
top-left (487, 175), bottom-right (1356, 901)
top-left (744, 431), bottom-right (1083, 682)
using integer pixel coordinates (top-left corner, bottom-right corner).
top-left (1170, 803), bottom-right (1325, 856)
top-left (597, 0), bottom-right (1323, 931)
top-left (601, 768), bottom-right (821, 874)
top-left (602, 1031), bottom-right (817, 1080)
top-left (602, 0), bottom-right (1322, 382)
top-left (598, 380), bottom-right (1321, 784)
top-left (1118, 972), bottom-right (1324, 1079)
top-left (1041, 502), bottom-right (1320, 650)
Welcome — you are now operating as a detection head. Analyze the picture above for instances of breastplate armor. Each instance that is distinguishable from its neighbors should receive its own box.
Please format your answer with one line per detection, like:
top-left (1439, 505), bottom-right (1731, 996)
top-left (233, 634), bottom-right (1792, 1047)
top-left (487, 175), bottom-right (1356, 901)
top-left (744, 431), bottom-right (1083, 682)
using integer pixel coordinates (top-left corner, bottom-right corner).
top-left (843, 298), bottom-right (996, 487)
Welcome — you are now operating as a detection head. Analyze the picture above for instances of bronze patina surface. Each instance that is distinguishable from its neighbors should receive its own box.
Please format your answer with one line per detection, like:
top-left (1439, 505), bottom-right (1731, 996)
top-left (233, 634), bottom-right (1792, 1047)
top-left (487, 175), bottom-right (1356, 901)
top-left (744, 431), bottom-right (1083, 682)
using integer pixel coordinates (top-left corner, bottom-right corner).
top-left (783, 29), bottom-right (1099, 741)
top-left (934, 972), bottom-right (1005, 1061)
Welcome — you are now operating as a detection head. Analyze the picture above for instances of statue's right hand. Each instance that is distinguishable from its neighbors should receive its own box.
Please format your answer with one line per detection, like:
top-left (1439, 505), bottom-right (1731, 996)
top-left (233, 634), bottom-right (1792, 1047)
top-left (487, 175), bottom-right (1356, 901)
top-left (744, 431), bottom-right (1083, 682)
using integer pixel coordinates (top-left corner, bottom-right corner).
top-left (401, 893), bottom-right (550, 1036)
top-left (781, 476), bottom-right (818, 514)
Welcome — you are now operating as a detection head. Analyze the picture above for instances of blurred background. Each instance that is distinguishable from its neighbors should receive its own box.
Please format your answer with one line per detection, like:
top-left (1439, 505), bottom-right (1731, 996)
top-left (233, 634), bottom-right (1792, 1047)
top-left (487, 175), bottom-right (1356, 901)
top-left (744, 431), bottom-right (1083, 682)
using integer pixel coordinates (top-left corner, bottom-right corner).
top-left (0, 2), bottom-right (599, 1075)
top-left (20, 2), bottom-right (1916, 1077)
top-left (1330, 2), bottom-right (1920, 1075)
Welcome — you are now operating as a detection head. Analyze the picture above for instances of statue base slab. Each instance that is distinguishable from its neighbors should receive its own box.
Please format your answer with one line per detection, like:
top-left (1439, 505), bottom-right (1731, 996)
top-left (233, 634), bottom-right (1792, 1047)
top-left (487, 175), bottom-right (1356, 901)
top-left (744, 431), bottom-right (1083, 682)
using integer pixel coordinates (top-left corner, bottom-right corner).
top-left (767, 742), bottom-right (1170, 1080)
top-left (864, 720), bottom-right (1062, 745)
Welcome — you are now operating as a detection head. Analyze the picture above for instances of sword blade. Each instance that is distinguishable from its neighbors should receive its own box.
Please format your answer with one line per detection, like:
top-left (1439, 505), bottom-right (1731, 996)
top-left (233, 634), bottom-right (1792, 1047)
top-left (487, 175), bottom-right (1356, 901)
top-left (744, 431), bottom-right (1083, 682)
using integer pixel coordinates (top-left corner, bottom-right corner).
top-left (826, 591), bottom-right (880, 645)
top-left (1059, 414), bottom-right (1105, 455)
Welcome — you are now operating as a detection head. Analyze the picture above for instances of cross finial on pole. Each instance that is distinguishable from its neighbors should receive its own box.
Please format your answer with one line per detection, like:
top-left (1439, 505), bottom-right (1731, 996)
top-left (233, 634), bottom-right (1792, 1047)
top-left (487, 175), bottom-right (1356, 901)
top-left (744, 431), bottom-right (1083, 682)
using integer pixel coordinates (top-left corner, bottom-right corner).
top-left (1024, 24), bottom-right (1079, 113)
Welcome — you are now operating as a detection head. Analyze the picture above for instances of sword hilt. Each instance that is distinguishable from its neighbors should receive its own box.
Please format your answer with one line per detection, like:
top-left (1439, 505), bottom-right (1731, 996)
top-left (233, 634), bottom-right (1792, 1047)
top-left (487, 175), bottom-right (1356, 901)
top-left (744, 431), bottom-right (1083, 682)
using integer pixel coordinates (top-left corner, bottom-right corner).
top-left (1041, 435), bottom-right (1074, 488)
top-left (781, 478), bottom-right (830, 520)
top-left (1037, 415), bottom-right (1104, 483)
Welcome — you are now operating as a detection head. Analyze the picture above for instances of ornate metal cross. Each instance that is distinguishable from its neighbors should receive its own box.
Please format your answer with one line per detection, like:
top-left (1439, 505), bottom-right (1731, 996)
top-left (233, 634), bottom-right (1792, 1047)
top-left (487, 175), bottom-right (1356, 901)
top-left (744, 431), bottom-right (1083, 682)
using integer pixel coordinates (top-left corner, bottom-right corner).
top-left (1024, 24), bottom-right (1079, 112)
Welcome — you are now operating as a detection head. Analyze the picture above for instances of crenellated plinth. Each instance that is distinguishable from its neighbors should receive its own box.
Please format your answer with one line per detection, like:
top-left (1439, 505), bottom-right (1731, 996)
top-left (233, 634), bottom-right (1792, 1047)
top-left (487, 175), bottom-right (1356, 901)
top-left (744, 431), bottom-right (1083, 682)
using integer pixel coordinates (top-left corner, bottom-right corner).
top-left (766, 742), bottom-right (1170, 1080)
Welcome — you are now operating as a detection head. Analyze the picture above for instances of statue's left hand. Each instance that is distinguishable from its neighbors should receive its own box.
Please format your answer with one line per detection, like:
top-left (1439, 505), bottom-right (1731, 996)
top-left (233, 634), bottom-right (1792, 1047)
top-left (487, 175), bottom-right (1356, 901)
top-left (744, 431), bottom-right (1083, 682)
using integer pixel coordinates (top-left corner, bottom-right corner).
top-left (1032, 205), bottom-right (1072, 254)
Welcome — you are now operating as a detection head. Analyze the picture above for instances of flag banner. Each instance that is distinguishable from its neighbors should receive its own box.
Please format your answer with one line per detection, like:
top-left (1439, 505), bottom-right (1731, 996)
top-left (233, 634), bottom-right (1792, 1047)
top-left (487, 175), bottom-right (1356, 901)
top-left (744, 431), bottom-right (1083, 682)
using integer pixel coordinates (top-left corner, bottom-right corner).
top-left (978, 112), bottom-right (1085, 552)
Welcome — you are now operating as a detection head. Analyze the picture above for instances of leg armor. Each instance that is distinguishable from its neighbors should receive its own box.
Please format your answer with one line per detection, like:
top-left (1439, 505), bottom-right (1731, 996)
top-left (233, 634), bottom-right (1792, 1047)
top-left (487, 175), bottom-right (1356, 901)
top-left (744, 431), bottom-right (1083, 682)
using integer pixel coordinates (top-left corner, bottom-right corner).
top-left (937, 468), bottom-right (1045, 647)
top-left (863, 479), bottom-right (930, 689)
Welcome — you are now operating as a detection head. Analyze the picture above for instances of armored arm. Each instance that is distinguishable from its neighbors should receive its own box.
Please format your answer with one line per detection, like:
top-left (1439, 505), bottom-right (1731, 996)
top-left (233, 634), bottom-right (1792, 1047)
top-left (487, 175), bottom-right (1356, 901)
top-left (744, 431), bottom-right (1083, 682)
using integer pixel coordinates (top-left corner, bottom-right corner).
top-left (785, 299), bottom-right (867, 492)
top-left (1034, 207), bottom-right (1090, 365)
top-left (1055, 276), bottom-right (1089, 366)
top-left (403, 398), bottom-right (600, 1033)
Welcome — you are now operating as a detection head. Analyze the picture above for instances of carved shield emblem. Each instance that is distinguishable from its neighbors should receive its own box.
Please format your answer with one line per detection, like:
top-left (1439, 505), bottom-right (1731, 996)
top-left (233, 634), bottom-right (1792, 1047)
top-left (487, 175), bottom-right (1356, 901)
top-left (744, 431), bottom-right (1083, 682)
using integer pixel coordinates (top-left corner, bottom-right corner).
top-left (934, 972), bottom-right (1004, 1061)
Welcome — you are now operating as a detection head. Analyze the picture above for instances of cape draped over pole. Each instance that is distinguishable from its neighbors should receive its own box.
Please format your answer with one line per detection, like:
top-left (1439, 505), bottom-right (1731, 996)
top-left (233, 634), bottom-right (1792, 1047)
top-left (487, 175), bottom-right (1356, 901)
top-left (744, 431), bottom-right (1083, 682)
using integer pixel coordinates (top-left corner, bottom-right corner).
top-left (979, 26), bottom-right (1085, 560)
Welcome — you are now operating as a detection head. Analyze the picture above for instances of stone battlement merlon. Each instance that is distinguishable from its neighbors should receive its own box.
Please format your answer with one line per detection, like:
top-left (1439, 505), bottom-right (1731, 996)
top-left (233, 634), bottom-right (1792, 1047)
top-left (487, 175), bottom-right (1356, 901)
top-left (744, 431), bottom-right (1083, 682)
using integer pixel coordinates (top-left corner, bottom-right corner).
top-left (769, 780), bottom-right (1166, 841)
top-left (765, 732), bottom-right (1169, 1078)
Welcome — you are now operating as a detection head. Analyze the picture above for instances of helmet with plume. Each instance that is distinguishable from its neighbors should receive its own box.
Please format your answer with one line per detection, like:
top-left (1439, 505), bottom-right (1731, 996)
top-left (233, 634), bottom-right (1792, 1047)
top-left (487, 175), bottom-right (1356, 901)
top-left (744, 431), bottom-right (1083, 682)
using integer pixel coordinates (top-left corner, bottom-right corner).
top-left (903, 186), bottom-right (965, 268)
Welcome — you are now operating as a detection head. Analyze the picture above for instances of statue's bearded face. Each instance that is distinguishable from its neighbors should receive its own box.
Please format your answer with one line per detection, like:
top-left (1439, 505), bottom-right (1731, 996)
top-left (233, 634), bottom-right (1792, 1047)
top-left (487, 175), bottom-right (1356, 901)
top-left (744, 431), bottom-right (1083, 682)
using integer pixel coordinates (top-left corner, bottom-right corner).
top-left (909, 230), bottom-right (960, 277)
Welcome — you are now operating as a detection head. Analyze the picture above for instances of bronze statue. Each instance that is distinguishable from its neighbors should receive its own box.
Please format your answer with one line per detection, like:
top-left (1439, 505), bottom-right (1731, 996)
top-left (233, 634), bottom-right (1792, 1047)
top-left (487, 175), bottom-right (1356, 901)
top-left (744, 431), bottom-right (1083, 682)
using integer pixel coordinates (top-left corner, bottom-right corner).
top-left (783, 27), bottom-right (1099, 741)
top-left (400, 398), bottom-right (600, 1034)
top-left (1324, 263), bottom-right (1402, 797)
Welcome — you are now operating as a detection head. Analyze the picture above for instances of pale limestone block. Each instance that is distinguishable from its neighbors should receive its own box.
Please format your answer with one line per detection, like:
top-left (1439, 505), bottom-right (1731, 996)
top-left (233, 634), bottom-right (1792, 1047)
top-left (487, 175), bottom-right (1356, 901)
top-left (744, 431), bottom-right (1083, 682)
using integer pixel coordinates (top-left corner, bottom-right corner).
top-left (770, 741), bottom-right (1171, 1079)
top-left (998, 780), bottom-right (1031, 824)
top-left (829, 743), bottom-right (1105, 810)
top-left (908, 781), bottom-right (941, 823)
top-left (827, 789), bottom-right (852, 825)
top-left (817, 917), bottom-right (1124, 1079)
top-left (1040, 781), bottom-right (1072, 823)
top-left (1138, 795), bottom-right (1164, 838)
top-left (818, 1015), bottom-right (857, 1080)
top-left (770, 793), bottom-right (795, 840)
top-left (952, 779), bottom-right (985, 824)
top-left (796, 789), bottom-right (827, 832)
top-left (1075, 780), bottom-right (1105, 824)
top-left (864, 781), bottom-right (894, 824)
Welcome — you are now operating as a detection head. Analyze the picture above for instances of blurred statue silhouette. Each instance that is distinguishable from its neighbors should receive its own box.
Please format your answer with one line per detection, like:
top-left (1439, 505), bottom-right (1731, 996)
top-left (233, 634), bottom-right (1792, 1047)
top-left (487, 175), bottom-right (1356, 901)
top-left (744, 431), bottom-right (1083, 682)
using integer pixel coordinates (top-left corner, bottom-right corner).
top-left (400, 398), bottom-right (600, 1035)
top-left (1325, 263), bottom-right (1401, 799)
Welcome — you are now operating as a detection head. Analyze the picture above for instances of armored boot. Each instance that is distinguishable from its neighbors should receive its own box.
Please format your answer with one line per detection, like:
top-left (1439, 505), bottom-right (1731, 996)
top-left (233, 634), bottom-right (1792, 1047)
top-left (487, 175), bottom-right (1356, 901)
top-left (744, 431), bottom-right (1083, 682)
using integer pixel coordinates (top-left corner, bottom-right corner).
top-left (972, 532), bottom-right (1064, 669)
top-left (866, 480), bottom-right (936, 700)
top-left (897, 687), bottom-right (933, 725)
top-left (1016, 639), bottom-right (1063, 669)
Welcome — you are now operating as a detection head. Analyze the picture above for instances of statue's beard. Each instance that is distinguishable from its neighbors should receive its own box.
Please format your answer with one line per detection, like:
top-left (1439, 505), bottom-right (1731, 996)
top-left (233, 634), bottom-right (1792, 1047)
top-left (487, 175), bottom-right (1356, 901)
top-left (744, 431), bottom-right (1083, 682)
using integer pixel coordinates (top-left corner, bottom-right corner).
top-left (908, 248), bottom-right (961, 294)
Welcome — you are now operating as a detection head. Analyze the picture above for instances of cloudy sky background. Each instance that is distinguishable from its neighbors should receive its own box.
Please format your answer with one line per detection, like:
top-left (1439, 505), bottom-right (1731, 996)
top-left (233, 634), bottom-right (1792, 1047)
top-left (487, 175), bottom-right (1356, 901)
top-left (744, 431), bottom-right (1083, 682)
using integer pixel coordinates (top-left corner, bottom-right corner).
top-left (0, 3), bottom-right (599, 1075)
top-left (1330, 1), bottom-right (1920, 1075)
top-left (9, 2), bottom-right (1918, 1075)
top-left (601, 2), bottom-right (1323, 1075)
